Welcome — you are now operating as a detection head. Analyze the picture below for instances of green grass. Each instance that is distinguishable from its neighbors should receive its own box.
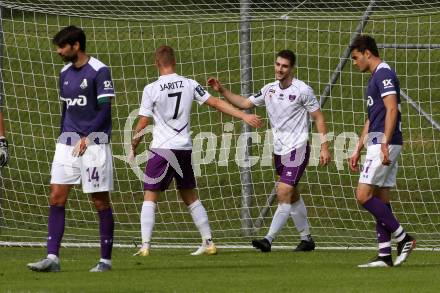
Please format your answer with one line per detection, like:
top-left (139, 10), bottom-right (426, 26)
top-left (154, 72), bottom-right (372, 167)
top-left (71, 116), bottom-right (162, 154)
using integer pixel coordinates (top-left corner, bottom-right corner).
top-left (0, 8), bottom-right (439, 248)
top-left (1, 247), bottom-right (440, 293)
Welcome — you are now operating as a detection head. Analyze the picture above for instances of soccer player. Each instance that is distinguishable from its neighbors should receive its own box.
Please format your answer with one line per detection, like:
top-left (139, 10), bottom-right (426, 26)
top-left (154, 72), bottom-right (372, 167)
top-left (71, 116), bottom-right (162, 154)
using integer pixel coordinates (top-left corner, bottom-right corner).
top-left (131, 45), bottom-right (261, 257)
top-left (0, 110), bottom-right (9, 167)
top-left (208, 49), bottom-right (331, 252)
top-left (27, 26), bottom-right (115, 272)
top-left (349, 35), bottom-right (416, 267)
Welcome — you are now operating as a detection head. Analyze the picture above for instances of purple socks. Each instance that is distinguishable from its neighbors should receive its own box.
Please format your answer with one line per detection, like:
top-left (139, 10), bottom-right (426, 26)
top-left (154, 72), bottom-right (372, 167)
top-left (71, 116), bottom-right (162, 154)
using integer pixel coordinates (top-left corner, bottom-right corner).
top-left (47, 205), bottom-right (114, 260)
top-left (98, 208), bottom-right (114, 260)
top-left (47, 205), bottom-right (65, 256)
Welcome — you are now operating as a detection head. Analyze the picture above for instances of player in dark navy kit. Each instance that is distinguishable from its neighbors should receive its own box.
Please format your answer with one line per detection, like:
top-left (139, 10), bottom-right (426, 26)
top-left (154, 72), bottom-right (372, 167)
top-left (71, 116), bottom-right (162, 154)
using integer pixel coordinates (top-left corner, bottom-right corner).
top-left (349, 35), bottom-right (415, 267)
top-left (28, 26), bottom-right (115, 272)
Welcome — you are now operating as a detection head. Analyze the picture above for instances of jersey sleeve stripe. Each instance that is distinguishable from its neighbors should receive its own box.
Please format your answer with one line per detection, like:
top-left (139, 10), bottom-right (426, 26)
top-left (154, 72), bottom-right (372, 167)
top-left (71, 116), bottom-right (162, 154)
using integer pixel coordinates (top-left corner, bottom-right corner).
top-left (381, 91), bottom-right (397, 97)
top-left (97, 94), bottom-right (115, 99)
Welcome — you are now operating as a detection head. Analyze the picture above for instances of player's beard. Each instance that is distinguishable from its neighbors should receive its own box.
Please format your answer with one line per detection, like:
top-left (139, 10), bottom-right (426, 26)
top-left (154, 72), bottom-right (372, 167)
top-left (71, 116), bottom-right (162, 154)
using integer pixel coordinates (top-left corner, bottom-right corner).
top-left (276, 72), bottom-right (291, 83)
top-left (275, 72), bottom-right (285, 81)
top-left (60, 53), bottom-right (78, 63)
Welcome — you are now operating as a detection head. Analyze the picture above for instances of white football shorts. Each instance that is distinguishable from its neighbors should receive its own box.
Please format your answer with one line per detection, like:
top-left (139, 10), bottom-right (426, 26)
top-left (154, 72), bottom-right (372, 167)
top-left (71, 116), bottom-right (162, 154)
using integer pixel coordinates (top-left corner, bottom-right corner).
top-left (50, 143), bottom-right (113, 193)
top-left (359, 144), bottom-right (402, 188)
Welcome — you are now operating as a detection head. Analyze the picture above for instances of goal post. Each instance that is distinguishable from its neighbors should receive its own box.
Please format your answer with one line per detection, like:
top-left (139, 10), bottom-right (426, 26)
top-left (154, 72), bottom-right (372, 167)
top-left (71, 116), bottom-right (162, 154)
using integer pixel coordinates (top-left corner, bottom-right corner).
top-left (0, 1), bottom-right (439, 250)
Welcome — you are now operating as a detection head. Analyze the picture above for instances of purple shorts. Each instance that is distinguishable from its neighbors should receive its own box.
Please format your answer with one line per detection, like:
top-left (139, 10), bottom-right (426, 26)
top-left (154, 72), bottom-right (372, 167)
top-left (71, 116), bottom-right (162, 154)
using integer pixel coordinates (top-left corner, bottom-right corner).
top-left (273, 144), bottom-right (310, 187)
top-left (143, 149), bottom-right (196, 191)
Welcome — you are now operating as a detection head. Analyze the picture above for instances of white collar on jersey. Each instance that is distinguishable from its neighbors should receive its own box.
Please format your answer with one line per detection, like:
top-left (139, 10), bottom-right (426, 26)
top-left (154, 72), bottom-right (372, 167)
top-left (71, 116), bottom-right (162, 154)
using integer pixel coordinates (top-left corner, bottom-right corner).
top-left (159, 73), bottom-right (178, 78)
top-left (374, 62), bottom-right (391, 74)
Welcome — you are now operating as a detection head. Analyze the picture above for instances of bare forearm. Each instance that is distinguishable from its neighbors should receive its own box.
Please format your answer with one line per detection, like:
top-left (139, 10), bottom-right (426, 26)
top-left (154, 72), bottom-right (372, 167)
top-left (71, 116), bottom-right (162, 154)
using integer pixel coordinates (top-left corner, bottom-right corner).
top-left (211, 99), bottom-right (245, 120)
top-left (383, 108), bottom-right (398, 144)
top-left (0, 112), bottom-right (5, 137)
top-left (314, 114), bottom-right (329, 149)
top-left (356, 120), bottom-right (370, 152)
top-left (219, 87), bottom-right (249, 109)
top-left (132, 117), bottom-right (149, 150)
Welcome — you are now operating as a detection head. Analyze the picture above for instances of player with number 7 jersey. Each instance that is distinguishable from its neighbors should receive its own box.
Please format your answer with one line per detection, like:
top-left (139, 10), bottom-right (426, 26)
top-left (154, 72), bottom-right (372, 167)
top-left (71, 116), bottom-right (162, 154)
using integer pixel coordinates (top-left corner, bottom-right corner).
top-left (130, 45), bottom-right (262, 257)
top-left (349, 35), bottom-right (415, 268)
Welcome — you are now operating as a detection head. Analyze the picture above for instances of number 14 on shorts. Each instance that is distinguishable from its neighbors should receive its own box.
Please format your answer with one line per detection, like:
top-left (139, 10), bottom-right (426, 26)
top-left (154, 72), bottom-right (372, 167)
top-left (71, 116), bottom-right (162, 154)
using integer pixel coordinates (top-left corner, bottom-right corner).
top-left (361, 159), bottom-right (373, 179)
top-left (86, 167), bottom-right (100, 183)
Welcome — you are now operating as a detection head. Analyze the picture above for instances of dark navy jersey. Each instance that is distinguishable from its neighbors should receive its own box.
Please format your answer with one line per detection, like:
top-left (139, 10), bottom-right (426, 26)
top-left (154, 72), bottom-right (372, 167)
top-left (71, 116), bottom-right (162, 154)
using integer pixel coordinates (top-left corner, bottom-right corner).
top-left (366, 62), bottom-right (402, 145)
top-left (59, 57), bottom-right (115, 144)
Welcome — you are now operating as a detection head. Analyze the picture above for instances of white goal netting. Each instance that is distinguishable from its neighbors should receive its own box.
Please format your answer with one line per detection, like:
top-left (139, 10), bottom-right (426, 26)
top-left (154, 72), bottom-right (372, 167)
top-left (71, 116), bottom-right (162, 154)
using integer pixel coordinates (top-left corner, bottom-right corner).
top-left (0, 0), bottom-right (439, 249)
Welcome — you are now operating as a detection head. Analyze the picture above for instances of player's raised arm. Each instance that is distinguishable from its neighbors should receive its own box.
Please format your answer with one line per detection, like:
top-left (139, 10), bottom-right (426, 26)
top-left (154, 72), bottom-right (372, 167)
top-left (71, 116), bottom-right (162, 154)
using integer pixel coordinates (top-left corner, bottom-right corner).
top-left (309, 109), bottom-right (331, 166)
top-left (207, 77), bottom-right (254, 109)
top-left (203, 96), bottom-right (262, 128)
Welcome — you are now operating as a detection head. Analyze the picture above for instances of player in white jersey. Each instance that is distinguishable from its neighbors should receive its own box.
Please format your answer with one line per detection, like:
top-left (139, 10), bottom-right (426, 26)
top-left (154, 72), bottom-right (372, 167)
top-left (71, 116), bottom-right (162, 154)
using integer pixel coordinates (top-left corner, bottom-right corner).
top-left (349, 35), bottom-right (415, 268)
top-left (131, 45), bottom-right (262, 256)
top-left (208, 50), bottom-right (331, 252)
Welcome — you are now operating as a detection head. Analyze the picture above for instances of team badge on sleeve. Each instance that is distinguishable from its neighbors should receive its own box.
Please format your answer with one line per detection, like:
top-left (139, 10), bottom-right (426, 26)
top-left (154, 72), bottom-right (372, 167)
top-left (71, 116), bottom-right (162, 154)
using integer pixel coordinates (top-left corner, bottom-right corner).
top-left (195, 85), bottom-right (206, 96)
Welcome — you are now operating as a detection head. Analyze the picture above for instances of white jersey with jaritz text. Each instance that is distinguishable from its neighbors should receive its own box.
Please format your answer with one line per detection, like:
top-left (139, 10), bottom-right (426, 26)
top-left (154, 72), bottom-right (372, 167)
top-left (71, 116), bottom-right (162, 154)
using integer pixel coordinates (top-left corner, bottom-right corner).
top-left (139, 73), bottom-right (211, 149)
top-left (249, 79), bottom-right (320, 155)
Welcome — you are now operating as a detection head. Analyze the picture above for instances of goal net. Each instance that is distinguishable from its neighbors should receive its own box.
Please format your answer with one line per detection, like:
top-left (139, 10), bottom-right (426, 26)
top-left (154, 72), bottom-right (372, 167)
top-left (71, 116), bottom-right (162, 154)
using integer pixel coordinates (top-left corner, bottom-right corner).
top-left (0, 0), bottom-right (439, 249)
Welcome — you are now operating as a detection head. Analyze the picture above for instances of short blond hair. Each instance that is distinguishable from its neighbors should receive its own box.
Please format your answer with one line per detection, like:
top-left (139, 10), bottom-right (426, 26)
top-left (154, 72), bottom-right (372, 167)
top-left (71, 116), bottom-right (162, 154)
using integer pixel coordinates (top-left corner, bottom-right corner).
top-left (155, 45), bottom-right (176, 66)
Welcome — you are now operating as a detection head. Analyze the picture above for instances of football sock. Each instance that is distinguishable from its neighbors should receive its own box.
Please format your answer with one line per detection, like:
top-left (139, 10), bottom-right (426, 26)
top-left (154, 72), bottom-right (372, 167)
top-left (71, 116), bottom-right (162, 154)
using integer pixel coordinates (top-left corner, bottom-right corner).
top-left (47, 205), bottom-right (65, 256)
top-left (362, 197), bottom-right (400, 233)
top-left (140, 201), bottom-right (156, 244)
top-left (377, 203), bottom-right (392, 256)
top-left (266, 203), bottom-right (292, 242)
top-left (377, 221), bottom-right (392, 256)
top-left (98, 208), bottom-right (114, 260)
top-left (392, 225), bottom-right (407, 242)
top-left (47, 254), bottom-right (59, 263)
top-left (290, 197), bottom-right (311, 239)
top-left (188, 200), bottom-right (212, 241)
top-left (100, 258), bottom-right (112, 266)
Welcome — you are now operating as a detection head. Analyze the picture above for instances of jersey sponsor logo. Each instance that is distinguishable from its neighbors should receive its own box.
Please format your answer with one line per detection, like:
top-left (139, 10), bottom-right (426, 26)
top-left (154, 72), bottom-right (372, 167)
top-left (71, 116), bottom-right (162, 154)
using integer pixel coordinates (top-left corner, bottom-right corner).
top-left (195, 85), bottom-right (206, 97)
top-left (367, 96), bottom-right (374, 106)
top-left (61, 95), bottom-right (88, 109)
top-left (103, 80), bottom-right (113, 90)
top-left (160, 81), bottom-right (184, 91)
top-left (80, 78), bottom-right (88, 89)
top-left (382, 79), bottom-right (393, 88)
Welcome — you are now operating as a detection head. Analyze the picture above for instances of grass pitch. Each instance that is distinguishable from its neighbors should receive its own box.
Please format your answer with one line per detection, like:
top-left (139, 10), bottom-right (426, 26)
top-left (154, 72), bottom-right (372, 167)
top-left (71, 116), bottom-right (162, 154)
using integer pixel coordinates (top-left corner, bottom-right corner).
top-left (1, 247), bottom-right (440, 293)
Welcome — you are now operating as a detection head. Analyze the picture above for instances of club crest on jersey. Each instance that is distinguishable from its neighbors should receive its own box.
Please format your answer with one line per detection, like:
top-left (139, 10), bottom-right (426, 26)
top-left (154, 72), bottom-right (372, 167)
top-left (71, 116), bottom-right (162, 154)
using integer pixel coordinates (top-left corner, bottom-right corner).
top-left (80, 78), bottom-right (88, 89)
top-left (289, 95), bottom-right (297, 101)
top-left (268, 89), bottom-right (276, 98)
